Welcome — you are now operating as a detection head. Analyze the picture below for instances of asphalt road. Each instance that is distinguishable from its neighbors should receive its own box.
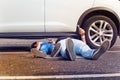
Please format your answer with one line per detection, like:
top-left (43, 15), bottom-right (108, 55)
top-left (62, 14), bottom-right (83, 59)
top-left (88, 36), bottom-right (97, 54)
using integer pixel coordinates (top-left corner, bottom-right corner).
top-left (0, 37), bottom-right (120, 80)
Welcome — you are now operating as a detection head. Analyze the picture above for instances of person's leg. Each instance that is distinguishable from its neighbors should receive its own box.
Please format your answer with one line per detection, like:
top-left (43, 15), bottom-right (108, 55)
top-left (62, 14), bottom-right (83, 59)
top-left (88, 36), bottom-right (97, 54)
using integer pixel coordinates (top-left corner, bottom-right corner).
top-left (51, 43), bottom-right (61, 57)
top-left (92, 40), bottom-right (110, 60)
top-left (78, 49), bottom-right (96, 59)
top-left (73, 39), bottom-right (110, 60)
top-left (66, 38), bottom-right (76, 61)
top-left (58, 39), bottom-right (68, 59)
top-left (72, 39), bottom-right (95, 59)
top-left (58, 38), bottom-right (76, 61)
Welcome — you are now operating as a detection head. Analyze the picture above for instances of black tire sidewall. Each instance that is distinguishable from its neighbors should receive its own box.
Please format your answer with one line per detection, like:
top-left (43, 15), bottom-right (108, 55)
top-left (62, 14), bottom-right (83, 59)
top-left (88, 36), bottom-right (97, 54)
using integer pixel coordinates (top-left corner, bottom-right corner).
top-left (83, 15), bottom-right (117, 48)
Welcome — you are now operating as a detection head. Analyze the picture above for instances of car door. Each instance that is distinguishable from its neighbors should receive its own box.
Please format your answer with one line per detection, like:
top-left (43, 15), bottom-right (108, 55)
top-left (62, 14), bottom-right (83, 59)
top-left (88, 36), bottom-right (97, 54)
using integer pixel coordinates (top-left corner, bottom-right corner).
top-left (45, 0), bottom-right (95, 32)
top-left (0, 0), bottom-right (44, 32)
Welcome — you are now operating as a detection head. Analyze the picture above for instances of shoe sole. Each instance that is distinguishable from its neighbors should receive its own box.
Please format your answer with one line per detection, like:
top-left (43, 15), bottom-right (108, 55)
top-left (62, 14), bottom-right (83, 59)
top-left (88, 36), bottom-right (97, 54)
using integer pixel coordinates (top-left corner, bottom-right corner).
top-left (31, 48), bottom-right (47, 58)
top-left (51, 43), bottom-right (61, 57)
top-left (66, 38), bottom-right (76, 61)
top-left (92, 40), bottom-right (110, 60)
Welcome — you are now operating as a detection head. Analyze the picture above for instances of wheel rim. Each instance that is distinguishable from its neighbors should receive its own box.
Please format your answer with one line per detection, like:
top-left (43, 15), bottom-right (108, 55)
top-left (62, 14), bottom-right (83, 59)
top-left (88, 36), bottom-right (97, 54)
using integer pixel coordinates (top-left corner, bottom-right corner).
top-left (88, 20), bottom-right (113, 46)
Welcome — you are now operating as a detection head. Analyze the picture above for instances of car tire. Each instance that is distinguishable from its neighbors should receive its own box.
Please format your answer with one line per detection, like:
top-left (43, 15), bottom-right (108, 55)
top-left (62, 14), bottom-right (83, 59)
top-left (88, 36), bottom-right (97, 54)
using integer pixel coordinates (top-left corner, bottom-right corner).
top-left (82, 15), bottom-right (117, 48)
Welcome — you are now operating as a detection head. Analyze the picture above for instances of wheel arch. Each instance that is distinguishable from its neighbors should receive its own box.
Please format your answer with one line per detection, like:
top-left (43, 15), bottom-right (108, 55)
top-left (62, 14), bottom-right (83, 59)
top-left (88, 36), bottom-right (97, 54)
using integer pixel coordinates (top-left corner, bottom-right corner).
top-left (77, 7), bottom-right (120, 36)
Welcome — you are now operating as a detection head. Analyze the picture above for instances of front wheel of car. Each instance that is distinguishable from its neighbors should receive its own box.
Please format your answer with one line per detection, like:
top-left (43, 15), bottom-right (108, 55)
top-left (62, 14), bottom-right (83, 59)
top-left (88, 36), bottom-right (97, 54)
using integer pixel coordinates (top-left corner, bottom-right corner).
top-left (83, 15), bottom-right (117, 48)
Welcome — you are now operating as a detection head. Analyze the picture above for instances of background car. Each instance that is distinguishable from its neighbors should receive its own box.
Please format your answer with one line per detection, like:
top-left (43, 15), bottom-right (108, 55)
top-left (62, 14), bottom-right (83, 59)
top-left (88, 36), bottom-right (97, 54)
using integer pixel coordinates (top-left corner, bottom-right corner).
top-left (0, 0), bottom-right (120, 48)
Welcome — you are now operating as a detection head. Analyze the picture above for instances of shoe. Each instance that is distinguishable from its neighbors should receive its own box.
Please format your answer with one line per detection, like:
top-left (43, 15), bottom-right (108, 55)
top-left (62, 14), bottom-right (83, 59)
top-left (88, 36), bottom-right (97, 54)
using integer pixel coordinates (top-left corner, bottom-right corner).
top-left (51, 43), bottom-right (61, 57)
top-left (66, 38), bottom-right (76, 61)
top-left (92, 40), bottom-right (110, 60)
top-left (30, 48), bottom-right (48, 59)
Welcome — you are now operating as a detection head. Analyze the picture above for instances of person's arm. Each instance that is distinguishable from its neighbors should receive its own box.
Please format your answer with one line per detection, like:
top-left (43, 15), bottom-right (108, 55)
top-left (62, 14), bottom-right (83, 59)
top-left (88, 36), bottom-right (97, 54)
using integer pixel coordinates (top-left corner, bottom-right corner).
top-left (36, 42), bottom-right (42, 50)
top-left (78, 27), bottom-right (86, 43)
top-left (48, 38), bottom-right (56, 45)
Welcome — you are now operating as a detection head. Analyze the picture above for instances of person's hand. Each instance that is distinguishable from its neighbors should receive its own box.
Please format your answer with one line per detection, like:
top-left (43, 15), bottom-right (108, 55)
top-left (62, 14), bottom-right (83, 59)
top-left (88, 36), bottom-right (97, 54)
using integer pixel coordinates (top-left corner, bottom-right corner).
top-left (36, 42), bottom-right (41, 50)
top-left (49, 39), bottom-right (56, 44)
top-left (78, 27), bottom-right (86, 43)
top-left (78, 27), bottom-right (85, 36)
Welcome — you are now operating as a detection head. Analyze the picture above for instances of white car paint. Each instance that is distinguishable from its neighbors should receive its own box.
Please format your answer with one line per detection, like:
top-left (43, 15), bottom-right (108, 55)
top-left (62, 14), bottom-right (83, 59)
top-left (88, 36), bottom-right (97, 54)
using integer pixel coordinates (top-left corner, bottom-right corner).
top-left (0, 0), bottom-right (119, 33)
top-left (0, 0), bottom-right (44, 32)
top-left (45, 0), bottom-right (94, 32)
top-left (93, 0), bottom-right (120, 16)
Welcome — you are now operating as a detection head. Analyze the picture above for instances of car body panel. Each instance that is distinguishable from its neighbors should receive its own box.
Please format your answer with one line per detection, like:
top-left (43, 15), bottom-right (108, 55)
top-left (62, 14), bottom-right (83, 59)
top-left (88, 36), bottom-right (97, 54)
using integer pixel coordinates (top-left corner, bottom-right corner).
top-left (0, 0), bottom-right (44, 32)
top-left (0, 0), bottom-right (119, 36)
top-left (45, 0), bottom-right (94, 32)
top-left (0, 0), bottom-right (95, 32)
top-left (93, 0), bottom-right (120, 16)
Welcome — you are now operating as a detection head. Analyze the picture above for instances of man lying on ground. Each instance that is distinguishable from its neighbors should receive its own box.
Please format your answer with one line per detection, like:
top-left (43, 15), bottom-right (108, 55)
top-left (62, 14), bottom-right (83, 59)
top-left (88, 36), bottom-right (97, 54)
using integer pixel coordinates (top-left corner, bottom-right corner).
top-left (31, 27), bottom-right (110, 61)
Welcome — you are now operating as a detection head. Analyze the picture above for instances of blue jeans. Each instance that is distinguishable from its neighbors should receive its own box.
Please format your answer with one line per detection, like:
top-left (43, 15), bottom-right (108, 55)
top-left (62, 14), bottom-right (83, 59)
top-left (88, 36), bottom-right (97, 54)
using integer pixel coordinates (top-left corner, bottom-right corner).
top-left (58, 39), bottom-right (96, 59)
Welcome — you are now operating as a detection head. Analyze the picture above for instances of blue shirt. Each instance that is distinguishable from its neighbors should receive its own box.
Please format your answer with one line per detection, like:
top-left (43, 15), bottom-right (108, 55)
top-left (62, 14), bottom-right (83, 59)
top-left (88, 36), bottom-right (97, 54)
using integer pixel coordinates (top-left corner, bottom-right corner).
top-left (39, 42), bottom-right (55, 54)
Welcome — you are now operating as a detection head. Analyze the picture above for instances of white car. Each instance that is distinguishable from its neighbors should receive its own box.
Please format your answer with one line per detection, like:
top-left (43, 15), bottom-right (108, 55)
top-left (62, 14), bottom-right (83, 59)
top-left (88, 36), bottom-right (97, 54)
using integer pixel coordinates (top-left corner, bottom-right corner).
top-left (0, 0), bottom-right (120, 48)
